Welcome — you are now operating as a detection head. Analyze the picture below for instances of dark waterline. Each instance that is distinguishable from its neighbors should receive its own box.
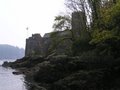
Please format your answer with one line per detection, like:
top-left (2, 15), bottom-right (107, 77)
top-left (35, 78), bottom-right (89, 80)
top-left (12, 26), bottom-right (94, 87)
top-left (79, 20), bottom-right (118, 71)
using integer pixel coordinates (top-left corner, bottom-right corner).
top-left (0, 60), bottom-right (27, 90)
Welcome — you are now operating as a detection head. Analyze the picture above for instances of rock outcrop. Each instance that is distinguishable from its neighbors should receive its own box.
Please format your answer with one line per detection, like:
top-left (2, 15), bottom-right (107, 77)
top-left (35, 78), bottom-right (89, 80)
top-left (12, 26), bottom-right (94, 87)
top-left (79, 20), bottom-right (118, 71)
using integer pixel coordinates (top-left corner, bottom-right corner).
top-left (3, 55), bottom-right (120, 90)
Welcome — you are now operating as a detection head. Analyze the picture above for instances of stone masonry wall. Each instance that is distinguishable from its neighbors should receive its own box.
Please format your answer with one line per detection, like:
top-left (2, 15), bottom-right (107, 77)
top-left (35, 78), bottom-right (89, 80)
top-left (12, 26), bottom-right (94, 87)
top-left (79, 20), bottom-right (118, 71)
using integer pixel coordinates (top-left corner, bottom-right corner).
top-left (25, 34), bottom-right (43, 56)
top-left (72, 11), bottom-right (86, 39)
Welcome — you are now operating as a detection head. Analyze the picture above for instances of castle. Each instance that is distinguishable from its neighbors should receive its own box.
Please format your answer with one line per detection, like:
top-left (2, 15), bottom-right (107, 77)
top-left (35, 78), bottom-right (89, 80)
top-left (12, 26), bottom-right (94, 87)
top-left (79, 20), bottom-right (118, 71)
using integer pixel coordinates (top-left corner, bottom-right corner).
top-left (25, 11), bottom-right (87, 57)
top-left (25, 34), bottom-right (43, 56)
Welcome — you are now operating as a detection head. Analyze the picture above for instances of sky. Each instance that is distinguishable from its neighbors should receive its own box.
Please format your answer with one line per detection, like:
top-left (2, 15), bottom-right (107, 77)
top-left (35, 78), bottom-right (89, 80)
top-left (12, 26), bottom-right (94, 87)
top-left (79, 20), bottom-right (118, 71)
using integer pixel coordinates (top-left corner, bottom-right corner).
top-left (0, 0), bottom-right (66, 48)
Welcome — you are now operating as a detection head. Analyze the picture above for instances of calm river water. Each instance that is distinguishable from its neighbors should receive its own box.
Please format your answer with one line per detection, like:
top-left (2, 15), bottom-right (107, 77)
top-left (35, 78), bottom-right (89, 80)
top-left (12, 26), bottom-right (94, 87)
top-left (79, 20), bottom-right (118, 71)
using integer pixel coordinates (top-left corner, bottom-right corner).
top-left (0, 60), bottom-right (27, 90)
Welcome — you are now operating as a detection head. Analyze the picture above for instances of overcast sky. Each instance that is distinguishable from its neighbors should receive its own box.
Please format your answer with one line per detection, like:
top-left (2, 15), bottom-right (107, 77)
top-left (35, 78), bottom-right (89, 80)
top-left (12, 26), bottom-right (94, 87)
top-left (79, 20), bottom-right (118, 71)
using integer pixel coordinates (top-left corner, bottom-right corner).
top-left (0, 0), bottom-right (66, 48)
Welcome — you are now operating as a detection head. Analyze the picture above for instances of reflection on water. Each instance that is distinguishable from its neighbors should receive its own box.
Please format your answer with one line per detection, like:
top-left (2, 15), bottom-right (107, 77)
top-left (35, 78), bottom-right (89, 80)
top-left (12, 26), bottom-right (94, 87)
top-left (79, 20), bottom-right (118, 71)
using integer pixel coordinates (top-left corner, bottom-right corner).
top-left (0, 60), bottom-right (27, 90)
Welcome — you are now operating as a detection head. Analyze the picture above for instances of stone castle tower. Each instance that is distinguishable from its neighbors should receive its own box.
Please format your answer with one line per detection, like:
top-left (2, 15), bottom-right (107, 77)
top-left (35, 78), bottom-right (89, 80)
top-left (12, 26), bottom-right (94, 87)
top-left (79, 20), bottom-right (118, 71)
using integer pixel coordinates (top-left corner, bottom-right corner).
top-left (25, 34), bottom-right (43, 56)
top-left (72, 11), bottom-right (86, 39)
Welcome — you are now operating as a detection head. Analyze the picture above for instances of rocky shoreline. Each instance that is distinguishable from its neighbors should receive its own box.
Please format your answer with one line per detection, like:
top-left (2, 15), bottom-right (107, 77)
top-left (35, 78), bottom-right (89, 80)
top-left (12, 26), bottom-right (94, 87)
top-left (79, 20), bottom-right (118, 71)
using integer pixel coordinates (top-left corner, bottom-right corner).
top-left (2, 55), bottom-right (120, 90)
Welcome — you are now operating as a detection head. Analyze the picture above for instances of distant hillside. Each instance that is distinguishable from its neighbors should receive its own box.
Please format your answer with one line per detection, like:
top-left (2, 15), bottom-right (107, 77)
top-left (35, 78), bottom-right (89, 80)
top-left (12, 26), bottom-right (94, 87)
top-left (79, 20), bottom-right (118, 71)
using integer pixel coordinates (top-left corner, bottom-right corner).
top-left (0, 44), bottom-right (24, 60)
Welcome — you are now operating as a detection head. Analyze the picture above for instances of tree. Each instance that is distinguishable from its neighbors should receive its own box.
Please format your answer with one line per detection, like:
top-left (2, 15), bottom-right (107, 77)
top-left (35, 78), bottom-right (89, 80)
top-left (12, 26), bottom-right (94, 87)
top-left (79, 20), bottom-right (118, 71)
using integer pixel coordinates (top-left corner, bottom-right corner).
top-left (90, 0), bottom-right (120, 57)
top-left (53, 15), bottom-right (71, 31)
top-left (65, 0), bottom-right (117, 28)
top-left (52, 14), bottom-right (75, 41)
top-left (65, 0), bottom-right (92, 26)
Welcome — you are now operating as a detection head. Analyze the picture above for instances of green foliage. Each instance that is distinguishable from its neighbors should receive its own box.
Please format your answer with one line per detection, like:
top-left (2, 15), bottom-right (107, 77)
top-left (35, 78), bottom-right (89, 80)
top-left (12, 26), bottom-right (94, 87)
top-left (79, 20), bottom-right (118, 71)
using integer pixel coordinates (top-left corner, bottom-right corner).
top-left (53, 15), bottom-right (71, 31)
top-left (47, 31), bottom-right (73, 56)
top-left (110, 1), bottom-right (120, 33)
top-left (101, 0), bottom-right (120, 31)
top-left (90, 30), bottom-right (120, 57)
top-left (95, 37), bottom-right (120, 58)
top-left (90, 0), bottom-right (120, 58)
top-left (90, 30), bottom-right (116, 44)
top-left (72, 39), bottom-right (93, 56)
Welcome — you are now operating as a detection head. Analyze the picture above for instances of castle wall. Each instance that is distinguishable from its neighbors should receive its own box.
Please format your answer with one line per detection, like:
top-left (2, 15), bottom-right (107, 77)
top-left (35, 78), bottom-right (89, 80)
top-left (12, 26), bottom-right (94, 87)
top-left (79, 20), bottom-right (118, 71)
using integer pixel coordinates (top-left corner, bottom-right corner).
top-left (25, 31), bottom-right (72, 57)
top-left (25, 34), bottom-right (43, 56)
top-left (25, 11), bottom-right (87, 57)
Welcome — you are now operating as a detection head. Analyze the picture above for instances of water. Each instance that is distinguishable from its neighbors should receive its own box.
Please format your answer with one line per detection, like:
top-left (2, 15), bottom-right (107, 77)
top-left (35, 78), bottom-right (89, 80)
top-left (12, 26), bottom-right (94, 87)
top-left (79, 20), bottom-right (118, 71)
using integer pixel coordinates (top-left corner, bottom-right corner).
top-left (0, 60), bottom-right (27, 90)
top-left (0, 59), bottom-right (16, 65)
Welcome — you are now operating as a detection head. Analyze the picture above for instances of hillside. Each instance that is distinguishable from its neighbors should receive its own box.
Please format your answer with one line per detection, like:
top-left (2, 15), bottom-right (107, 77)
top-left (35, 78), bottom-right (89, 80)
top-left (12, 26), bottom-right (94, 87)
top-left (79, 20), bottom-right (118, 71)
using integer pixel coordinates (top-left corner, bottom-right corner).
top-left (0, 44), bottom-right (24, 60)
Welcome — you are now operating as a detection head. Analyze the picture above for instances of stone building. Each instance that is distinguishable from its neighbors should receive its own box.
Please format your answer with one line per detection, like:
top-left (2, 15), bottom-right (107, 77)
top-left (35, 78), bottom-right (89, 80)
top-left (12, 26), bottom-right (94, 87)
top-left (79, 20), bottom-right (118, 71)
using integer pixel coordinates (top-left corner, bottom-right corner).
top-left (25, 34), bottom-right (43, 56)
top-left (25, 11), bottom-right (87, 57)
top-left (25, 31), bottom-right (72, 57)
top-left (72, 11), bottom-right (87, 39)
top-left (43, 30), bottom-right (72, 56)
